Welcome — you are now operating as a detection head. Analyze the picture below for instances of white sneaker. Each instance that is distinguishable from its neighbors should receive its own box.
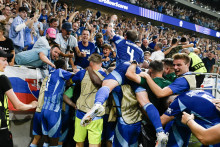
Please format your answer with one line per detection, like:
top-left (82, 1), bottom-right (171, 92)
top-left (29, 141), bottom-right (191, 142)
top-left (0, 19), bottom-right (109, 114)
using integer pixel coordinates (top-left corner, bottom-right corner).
top-left (80, 104), bottom-right (104, 127)
top-left (155, 132), bottom-right (168, 147)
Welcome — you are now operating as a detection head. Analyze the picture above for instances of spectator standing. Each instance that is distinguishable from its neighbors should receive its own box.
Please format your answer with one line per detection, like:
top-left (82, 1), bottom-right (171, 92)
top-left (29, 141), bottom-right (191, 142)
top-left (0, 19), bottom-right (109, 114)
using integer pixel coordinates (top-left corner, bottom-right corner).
top-left (148, 35), bottom-right (158, 50)
top-left (43, 18), bottom-right (59, 35)
top-left (202, 50), bottom-right (216, 73)
top-left (101, 44), bottom-right (115, 69)
top-left (74, 29), bottom-right (96, 69)
top-left (95, 33), bottom-right (104, 54)
top-left (55, 22), bottom-right (83, 71)
top-left (9, 7), bottom-right (36, 53)
top-left (0, 22), bottom-right (14, 66)
top-left (0, 50), bottom-right (37, 147)
top-left (0, 5), bottom-right (13, 37)
top-left (141, 38), bottom-right (153, 52)
top-left (149, 42), bottom-right (164, 61)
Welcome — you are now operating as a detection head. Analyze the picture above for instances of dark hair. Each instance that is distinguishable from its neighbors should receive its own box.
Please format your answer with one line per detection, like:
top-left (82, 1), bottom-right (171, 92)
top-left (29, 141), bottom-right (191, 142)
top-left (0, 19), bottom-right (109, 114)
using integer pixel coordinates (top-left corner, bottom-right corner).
top-left (0, 22), bottom-right (6, 33)
top-left (19, 7), bottom-right (28, 12)
top-left (54, 59), bottom-right (66, 69)
top-left (149, 60), bottom-right (163, 72)
top-left (96, 33), bottom-right (103, 40)
top-left (51, 44), bottom-right (60, 50)
top-left (180, 37), bottom-right (187, 42)
top-left (49, 18), bottom-right (58, 24)
top-left (126, 30), bottom-right (138, 42)
top-left (162, 58), bottom-right (173, 67)
top-left (171, 38), bottom-right (178, 44)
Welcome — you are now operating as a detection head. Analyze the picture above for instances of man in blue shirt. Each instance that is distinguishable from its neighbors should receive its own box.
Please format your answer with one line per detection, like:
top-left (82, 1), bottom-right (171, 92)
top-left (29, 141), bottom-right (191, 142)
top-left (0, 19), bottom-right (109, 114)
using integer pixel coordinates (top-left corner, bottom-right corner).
top-left (41, 59), bottom-right (73, 146)
top-left (9, 7), bottom-right (37, 53)
top-left (160, 90), bottom-right (220, 147)
top-left (74, 29), bottom-right (96, 69)
top-left (82, 15), bottom-right (168, 146)
top-left (137, 53), bottom-right (196, 98)
top-left (148, 35), bottom-right (158, 50)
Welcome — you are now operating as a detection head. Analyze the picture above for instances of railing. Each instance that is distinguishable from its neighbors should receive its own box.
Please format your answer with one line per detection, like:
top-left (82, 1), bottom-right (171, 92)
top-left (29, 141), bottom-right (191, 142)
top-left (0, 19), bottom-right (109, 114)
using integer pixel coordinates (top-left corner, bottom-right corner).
top-left (191, 72), bottom-right (220, 98)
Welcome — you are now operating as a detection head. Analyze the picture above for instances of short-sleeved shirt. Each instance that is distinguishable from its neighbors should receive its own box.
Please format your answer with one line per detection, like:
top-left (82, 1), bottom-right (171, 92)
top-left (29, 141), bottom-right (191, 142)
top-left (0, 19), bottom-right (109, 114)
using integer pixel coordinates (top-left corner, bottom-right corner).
top-left (38, 14), bottom-right (48, 22)
top-left (9, 15), bottom-right (25, 48)
top-left (148, 41), bottom-right (156, 49)
top-left (168, 72), bottom-right (192, 94)
top-left (202, 57), bottom-right (215, 73)
top-left (112, 35), bottom-right (144, 66)
top-left (43, 68), bottom-right (72, 112)
top-left (74, 41), bottom-right (96, 68)
top-left (15, 48), bottom-right (49, 67)
top-left (149, 50), bottom-right (164, 61)
top-left (165, 46), bottom-right (182, 58)
top-left (165, 90), bottom-right (220, 147)
top-left (32, 36), bottom-right (50, 50)
top-left (55, 33), bottom-right (78, 53)
top-left (0, 37), bottom-right (14, 54)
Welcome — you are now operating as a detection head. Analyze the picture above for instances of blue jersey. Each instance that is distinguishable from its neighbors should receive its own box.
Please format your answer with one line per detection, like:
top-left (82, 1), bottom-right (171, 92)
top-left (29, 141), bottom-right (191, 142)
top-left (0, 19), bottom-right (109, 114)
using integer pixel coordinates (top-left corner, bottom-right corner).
top-left (165, 90), bottom-right (220, 147)
top-left (43, 68), bottom-right (72, 112)
top-left (112, 35), bottom-right (144, 66)
top-left (74, 41), bottom-right (96, 69)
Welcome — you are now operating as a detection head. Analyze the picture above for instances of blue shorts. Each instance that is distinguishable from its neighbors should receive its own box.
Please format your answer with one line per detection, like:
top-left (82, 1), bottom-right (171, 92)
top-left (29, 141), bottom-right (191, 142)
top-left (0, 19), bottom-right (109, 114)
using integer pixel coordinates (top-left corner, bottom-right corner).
top-left (102, 114), bottom-right (116, 141)
top-left (32, 112), bottom-right (42, 136)
top-left (104, 62), bottom-right (145, 93)
top-left (41, 109), bottom-right (62, 138)
top-left (113, 117), bottom-right (141, 147)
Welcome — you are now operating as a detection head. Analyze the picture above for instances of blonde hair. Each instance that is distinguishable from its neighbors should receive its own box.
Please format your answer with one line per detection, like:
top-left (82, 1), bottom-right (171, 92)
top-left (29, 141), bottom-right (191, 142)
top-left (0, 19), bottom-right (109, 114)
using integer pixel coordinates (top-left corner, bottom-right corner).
top-left (172, 53), bottom-right (190, 64)
top-left (88, 53), bottom-right (102, 64)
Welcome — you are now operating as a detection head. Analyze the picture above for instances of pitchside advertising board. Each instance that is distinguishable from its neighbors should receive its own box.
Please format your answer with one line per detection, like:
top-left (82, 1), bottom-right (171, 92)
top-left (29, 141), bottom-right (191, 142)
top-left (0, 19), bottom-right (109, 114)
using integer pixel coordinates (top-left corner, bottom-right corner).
top-left (86, 0), bottom-right (220, 38)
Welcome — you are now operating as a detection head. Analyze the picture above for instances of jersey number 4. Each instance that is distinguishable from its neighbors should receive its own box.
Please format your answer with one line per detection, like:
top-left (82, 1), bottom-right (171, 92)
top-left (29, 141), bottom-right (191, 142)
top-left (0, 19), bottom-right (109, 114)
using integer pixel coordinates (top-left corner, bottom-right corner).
top-left (127, 46), bottom-right (134, 61)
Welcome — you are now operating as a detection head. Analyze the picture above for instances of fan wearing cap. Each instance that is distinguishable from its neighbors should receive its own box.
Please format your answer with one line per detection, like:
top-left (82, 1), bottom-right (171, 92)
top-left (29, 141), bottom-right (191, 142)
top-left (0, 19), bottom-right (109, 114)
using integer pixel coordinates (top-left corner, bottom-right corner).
top-left (0, 50), bottom-right (37, 147)
top-left (55, 22), bottom-right (86, 72)
top-left (148, 35), bottom-right (158, 50)
top-left (202, 50), bottom-right (216, 73)
top-left (32, 27), bottom-right (57, 50)
top-left (9, 7), bottom-right (38, 54)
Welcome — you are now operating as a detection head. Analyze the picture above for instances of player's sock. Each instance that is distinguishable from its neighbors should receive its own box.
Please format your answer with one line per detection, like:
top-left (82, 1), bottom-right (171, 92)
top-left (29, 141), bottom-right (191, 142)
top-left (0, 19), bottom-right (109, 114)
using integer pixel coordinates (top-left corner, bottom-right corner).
top-left (94, 86), bottom-right (110, 105)
top-left (143, 103), bottom-right (164, 133)
top-left (43, 143), bottom-right (49, 147)
top-left (30, 143), bottom-right (37, 147)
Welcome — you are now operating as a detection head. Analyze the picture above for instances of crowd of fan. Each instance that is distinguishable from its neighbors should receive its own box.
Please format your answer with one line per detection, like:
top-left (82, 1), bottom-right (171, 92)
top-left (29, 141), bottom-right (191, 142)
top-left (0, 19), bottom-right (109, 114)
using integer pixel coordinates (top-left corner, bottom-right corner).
top-left (0, 0), bottom-right (219, 74)
top-left (124, 0), bottom-right (220, 30)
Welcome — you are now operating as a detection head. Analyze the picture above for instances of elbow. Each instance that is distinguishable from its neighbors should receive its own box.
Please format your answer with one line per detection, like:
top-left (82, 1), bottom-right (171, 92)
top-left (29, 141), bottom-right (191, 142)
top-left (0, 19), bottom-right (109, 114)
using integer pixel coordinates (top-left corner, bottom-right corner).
top-left (198, 138), bottom-right (210, 146)
top-left (125, 71), bottom-right (134, 80)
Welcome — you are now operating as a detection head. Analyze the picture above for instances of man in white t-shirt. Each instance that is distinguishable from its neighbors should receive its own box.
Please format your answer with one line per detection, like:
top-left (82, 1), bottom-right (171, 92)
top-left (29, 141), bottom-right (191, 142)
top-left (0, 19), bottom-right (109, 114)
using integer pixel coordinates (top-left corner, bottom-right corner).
top-left (149, 42), bottom-right (164, 61)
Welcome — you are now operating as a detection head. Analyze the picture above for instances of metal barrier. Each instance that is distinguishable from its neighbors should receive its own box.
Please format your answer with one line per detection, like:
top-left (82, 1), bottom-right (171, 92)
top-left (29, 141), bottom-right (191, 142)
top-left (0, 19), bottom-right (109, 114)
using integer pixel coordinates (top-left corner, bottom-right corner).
top-left (191, 72), bottom-right (220, 98)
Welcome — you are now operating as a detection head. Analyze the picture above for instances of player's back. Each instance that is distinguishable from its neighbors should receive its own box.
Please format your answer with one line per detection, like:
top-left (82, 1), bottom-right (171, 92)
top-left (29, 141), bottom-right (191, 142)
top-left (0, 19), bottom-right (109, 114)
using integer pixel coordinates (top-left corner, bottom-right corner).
top-left (112, 35), bottom-right (144, 65)
top-left (179, 90), bottom-right (220, 126)
top-left (43, 68), bottom-right (72, 112)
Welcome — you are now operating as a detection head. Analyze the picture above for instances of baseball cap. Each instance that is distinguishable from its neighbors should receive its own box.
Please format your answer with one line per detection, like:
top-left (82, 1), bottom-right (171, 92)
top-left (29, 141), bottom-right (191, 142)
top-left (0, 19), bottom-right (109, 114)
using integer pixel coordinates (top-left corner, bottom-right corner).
top-left (46, 28), bottom-right (56, 39)
top-left (152, 36), bottom-right (158, 40)
top-left (62, 22), bottom-right (73, 32)
top-left (0, 50), bottom-right (13, 58)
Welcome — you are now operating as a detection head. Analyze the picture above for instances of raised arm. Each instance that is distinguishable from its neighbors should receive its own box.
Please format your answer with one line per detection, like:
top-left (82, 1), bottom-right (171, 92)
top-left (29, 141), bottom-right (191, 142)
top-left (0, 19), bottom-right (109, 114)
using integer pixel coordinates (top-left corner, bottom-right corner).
top-left (106, 15), bottom-right (117, 39)
top-left (68, 11), bottom-right (79, 23)
top-left (182, 112), bottom-right (220, 145)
